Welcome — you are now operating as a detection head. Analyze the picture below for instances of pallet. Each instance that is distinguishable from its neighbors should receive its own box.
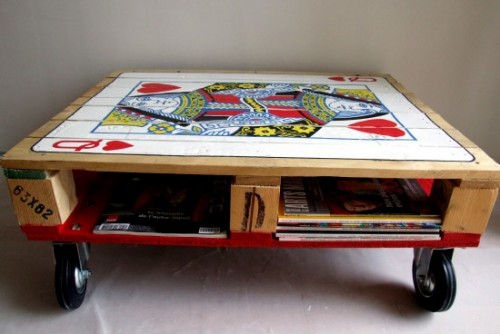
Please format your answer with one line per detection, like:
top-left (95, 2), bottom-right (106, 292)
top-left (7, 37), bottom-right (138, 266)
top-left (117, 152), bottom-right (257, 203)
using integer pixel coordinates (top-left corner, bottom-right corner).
top-left (1, 70), bottom-right (500, 311)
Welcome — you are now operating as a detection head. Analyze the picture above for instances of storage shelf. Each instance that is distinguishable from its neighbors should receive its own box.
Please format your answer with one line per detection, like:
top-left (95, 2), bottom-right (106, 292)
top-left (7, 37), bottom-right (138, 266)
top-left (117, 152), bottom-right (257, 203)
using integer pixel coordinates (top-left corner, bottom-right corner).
top-left (18, 171), bottom-right (480, 249)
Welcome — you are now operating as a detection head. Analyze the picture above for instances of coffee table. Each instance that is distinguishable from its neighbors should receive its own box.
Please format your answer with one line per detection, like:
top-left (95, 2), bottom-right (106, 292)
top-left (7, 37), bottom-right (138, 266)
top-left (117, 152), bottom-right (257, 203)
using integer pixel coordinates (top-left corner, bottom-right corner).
top-left (2, 70), bottom-right (499, 311)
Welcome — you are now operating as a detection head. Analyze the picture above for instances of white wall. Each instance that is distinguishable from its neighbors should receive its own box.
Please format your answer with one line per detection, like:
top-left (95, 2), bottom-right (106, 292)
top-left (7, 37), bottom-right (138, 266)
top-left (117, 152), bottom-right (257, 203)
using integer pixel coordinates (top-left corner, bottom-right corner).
top-left (1, 0), bottom-right (499, 161)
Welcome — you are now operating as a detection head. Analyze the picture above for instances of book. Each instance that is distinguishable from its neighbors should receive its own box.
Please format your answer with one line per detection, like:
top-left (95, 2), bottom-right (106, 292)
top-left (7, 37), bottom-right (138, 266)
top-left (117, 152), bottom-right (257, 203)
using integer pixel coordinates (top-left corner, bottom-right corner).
top-left (280, 177), bottom-right (330, 215)
top-left (276, 221), bottom-right (441, 233)
top-left (93, 174), bottom-right (230, 238)
top-left (279, 177), bottom-right (441, 223)
top-left (276, 233), bottom-right (441, 242)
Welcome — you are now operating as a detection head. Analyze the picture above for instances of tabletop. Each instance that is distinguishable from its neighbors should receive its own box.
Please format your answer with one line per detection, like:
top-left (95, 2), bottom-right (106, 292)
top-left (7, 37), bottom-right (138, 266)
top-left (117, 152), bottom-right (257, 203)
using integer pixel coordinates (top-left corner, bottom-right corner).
top-left (1, 70), bottom-right (499, 181)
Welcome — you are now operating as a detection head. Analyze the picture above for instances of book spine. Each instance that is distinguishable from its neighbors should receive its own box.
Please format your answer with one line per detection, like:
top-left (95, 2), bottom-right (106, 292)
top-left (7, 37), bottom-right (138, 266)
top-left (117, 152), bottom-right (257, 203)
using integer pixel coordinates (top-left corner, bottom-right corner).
top-left (281, 178), bottom-right (311, 214)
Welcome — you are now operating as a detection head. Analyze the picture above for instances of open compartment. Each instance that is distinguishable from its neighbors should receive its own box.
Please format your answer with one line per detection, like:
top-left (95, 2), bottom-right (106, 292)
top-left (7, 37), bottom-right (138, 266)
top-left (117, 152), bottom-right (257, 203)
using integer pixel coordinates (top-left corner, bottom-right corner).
top-left (3, 168), bottom-right (491, 249)
top-left (65, 171), bottom-right (233, 239)
top-left (276, 176), bottom-right (442, 242)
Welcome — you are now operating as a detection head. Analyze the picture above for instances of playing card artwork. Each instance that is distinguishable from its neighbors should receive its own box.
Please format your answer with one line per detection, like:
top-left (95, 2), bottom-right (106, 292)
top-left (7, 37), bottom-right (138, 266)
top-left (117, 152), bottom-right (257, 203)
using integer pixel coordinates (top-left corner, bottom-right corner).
top-left (32, 73), bottom-right (473, 161)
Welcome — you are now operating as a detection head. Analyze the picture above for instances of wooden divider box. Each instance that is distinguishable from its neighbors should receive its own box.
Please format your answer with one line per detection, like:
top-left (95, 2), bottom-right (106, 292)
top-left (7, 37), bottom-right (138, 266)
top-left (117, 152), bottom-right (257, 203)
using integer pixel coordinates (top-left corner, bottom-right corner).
top-left (431, 179), bottom-right (499, 234)
top-left (230, 176), bottom-right (281, 233)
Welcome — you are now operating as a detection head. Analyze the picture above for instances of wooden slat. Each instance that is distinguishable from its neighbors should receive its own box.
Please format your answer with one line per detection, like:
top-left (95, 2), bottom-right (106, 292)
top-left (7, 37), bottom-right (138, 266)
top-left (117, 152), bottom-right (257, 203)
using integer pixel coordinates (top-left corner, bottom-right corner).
top-left (459, 179), bottom-right (500, 188)
top-left (234, 176), bottom-right (281, 186)
top-left (48, 77), bottom-right (116, 121)
top-left (52, 105), bottom-right (80, 121)
top-left (442, 187), bottom-right (498, 234)
top-left (28, 120), bottom-right (63, 138)
top-left (2, 138), bottom-right (500, 180)
top-left (443, 128), bottom-right (479, 149)
top-left (108, 69), bottom-right (127, 77)
top-left (82, 86), bottom-right (103, 98)
top-left (111, 69), bottom-right (387, 77)
top-left (81, 77), bottom-right (116, 97)
top-left (416, 109), bottom-right (457, 131)
top-left (70, 96), bottom-right (91, 107)
top-left (384, 76), bottom-right (458, 131)
top-left (95, 77), bottom-right (116, 88)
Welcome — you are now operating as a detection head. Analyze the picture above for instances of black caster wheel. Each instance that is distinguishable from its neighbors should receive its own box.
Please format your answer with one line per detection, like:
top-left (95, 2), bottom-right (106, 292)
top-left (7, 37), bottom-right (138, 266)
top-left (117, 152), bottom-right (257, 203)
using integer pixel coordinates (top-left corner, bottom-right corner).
top-left (53, 243), bottom-right (91, 310)
top-left (412, 250), bottom-right (456, 312)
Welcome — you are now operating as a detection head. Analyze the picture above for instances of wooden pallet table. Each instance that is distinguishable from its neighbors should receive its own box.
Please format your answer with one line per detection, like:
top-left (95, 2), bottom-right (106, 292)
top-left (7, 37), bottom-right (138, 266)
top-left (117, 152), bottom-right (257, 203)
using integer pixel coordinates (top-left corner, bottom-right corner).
top-left (1, 70), bottom-right (499, 312)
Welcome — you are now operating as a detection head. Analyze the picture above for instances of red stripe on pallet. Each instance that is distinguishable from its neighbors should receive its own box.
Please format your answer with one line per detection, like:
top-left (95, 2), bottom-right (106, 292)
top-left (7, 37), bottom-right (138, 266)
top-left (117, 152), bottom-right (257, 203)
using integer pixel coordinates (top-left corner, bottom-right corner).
top-left (20, 223), bottom-right (480, 249)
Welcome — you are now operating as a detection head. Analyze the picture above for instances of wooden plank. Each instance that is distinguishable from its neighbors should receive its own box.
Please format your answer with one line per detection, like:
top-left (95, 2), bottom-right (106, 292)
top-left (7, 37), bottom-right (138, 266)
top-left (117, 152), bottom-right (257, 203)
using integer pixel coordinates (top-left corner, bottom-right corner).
top-left (107, 70), bottom-right (124, 78)
top-left (52, 105), bottom-right (80, 121)
top-left (459, 179), bottom-right (500, 188)
top-left (82, 86), bottom-right (103, 98)
top-left (6, 170), bottom-right (77, 226)
top-left (417, 109), bottom-right (457, 131)
top-left (112, 69), bottom-right (385, 77)
top-left (81, 77), bottom-right (116, 97)
top-left (441, 187), bottom-right (498, 234)
top-left (27, 120), bottom-right (63, 138)
top-left (51, 78), bottom-right (117, 121)
top-left (95, 77), bottom-right (116, 88)
top-left (383, 76), bottom-right (460, 131)
top-left (233, 176), bottom-right (281, 186)
top-left (2, 138), bottom-right (500, 180)
top-left (70, 96), bottom-right (91, 107)
top-left (443, 128), bottom-right (479, 149)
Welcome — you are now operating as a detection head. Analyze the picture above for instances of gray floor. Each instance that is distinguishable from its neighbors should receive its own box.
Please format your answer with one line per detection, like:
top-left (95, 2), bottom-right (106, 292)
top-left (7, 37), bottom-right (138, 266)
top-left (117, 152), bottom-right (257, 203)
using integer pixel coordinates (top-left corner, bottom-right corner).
top-left (1, 179), bottom-right (499, 334)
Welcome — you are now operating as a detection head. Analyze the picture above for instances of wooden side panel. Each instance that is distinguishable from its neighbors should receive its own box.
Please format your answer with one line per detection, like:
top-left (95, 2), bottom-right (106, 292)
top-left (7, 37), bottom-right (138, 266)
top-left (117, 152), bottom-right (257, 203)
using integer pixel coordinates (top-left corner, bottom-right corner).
top-left (6, 170), bottom-right (77, 226)
top-left (441, 186), bottom-right (498, 234)
top-left (230, 184), bottom-right (280, 233)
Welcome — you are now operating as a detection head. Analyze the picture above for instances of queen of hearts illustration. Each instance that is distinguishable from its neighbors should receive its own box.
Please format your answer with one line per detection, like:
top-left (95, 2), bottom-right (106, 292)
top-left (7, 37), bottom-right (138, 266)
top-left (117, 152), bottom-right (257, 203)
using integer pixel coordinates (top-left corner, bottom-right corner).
top-left (116, 82), bottom-right (389, 136)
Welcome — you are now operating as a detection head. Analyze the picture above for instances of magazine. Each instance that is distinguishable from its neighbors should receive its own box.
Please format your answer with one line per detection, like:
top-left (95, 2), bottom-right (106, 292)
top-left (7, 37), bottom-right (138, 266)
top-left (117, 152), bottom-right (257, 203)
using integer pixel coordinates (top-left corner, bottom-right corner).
top-left (276, 233), bottom-right (441, 242)
top-left (280, 177), bottom-right (441, 222)
top-left (93, 174), bottom-right (230, 238)
top-left (280, 177), bottom-right (330, 215)
top-left (276, 221), bottom-right (441, 233)
top-left (277, 177), bottom-right (441, 241)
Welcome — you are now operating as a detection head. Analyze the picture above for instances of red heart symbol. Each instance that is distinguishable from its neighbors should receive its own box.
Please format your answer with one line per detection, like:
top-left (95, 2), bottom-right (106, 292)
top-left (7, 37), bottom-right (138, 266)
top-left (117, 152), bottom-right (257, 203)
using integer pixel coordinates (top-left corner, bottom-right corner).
top-left (348, 119), bottom-right (405, 137)
top-left (137, 83), bottom-right (181, 94)
top-left (329, 76), bottom-right (346, 82)
top-left (102, 140), bottom-right (134, 151)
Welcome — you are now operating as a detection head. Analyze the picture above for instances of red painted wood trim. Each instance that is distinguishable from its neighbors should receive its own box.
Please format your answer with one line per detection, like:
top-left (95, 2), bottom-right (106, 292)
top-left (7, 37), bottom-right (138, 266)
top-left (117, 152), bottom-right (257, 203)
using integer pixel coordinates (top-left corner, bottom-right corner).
top-left (20, 222), bottom-right (480, 249)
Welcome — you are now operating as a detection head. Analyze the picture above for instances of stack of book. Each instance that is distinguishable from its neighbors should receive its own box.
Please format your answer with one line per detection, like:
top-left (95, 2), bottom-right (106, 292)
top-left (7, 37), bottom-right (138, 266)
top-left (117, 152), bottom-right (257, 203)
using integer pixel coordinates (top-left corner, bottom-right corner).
top-left (93, 174), bottom-right (231, 238)
top-left (277, 177), bottom-right (442, 241)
